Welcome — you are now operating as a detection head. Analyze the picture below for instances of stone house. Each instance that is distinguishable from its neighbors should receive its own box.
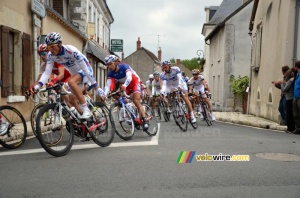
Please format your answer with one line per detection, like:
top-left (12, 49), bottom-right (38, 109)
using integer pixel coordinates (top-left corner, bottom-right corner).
top-left (248, 0), bottom-right (300, 122)
top-left (203, 0), bottom-right (253, 112)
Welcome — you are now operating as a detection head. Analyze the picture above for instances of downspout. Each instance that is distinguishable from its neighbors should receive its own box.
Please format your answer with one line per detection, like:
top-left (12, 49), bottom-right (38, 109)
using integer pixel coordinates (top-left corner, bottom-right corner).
top-left (33, 13), bottom-right (38, 106)
top-left (293, 0), bottom-right (300, 65)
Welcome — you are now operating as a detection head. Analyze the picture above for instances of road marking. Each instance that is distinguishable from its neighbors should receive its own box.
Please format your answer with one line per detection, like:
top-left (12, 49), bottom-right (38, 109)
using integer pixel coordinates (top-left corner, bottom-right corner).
top-left (0, 123), bottom-right (160, 156)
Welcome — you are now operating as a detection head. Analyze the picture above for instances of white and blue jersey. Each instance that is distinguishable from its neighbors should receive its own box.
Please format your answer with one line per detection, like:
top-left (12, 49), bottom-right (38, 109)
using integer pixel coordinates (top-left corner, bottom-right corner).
top-left (160, 66), bottom-right (187, 93)
top-left (39, 45), bottom-right (95, 86)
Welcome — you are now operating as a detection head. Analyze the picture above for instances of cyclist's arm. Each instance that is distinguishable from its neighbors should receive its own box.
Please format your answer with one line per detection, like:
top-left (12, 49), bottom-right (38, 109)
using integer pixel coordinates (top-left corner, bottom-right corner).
top-left (151, 82), bottom-right (155, 96)
top-left (161, 80), bottom-right (167, 94)
top-left (123, 70), bottom-right (133, 88)
top-left (103, 78), bottom-right (112, 97)
top-left (38, 60), bottom-right (54, 87)
top-left (188, 78), bottom-right (194, 93)
top-left (177, 72), bottom-right (185, 89)
top-left (56, 65), bottom-right (66, 81)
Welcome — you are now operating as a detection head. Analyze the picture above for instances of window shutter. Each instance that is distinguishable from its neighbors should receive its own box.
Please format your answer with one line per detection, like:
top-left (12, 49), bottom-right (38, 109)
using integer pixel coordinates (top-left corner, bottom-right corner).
top-left (22, 33), bottom-right (32, 94)
top-left (53, 0), bottom-right (64, 16)
top-left (1, 26), bottom-right (10, 97)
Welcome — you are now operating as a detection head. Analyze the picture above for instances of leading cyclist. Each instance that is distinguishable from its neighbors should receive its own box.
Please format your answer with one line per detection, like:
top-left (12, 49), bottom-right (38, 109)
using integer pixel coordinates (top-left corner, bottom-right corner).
top-left (100, 55), bottom-right (149, 130)
top-left (160, 60), bottom-right (196, 123)
top-left (30, 32), bottom-right (102, 119)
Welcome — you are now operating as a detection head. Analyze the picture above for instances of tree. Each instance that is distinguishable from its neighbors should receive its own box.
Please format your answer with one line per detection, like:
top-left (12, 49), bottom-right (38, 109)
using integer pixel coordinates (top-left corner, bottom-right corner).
top-left (170, 57), bottom-right (205, 71)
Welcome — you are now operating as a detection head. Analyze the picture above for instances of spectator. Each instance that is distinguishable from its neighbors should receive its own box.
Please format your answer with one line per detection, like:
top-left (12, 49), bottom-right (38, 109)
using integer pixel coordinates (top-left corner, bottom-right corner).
top-left (282, 69), bottom-right (295, 132)
top-left (272, 65), bottom-right (290, 125)
top-left (293, 61), bottom-right (300, 134)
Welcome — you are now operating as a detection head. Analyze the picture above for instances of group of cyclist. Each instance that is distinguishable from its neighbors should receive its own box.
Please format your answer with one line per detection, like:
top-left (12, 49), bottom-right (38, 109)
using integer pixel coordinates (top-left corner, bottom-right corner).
top-left (24, 31), bottom-right (214, 134)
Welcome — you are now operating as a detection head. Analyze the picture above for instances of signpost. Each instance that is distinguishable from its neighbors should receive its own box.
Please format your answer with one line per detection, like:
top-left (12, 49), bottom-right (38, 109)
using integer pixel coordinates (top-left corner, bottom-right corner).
top-left (31, 0), bottom-right (46, 18)
top-left (111, 39), bottom-right (123, 52)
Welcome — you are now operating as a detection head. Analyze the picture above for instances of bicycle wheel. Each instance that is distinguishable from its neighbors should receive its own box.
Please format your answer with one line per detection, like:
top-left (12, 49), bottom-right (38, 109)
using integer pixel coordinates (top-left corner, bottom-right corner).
top-left (202, 102), bottom-right (212, 126)
top-left (142, 104), bottom-right (158, 136)
top-left (36, 103), bottom-right (74, 157)
top-left (160, 100), bottom-right (170, 122)
top-left (88, 102), bottom-right (114, 147)
top-left (156, 106), bottom-right (162, 120)
top-left (110, 103), bottom-right (135, 140)
top-left (172, 102), bottom-right (188, 132)
top-left (0, 105), bottom-right (27, 149)
top-left (30, 103), bottom-right (46, 137)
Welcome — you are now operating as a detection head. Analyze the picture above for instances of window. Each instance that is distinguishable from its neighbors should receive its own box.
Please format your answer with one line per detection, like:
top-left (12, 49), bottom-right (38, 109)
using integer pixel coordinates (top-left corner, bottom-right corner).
top-left (255, 24), bottom-right (263, 67)
top-left (89, 6), bottom-right (92, 22)
top-left (1, 25), bottom-right (31, 97)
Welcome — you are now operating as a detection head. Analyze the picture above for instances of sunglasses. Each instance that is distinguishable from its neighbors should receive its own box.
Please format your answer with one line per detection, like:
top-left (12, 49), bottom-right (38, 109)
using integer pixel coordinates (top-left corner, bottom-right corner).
top-left (47, 44), bottom-right (58, 50)
top-left (193, 74), bottom-right (198, 76)
top-left (39, 51), bottom-right (48, 56)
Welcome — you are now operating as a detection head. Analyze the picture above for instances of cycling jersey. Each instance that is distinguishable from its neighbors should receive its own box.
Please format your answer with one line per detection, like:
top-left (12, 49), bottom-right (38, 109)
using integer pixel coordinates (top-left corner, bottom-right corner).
top-left (40, 62), bottom-right (71, 82)
top-left (103, 63), bottom-right (141, 96)
top-left (189, 75), bottom-right (206, 97)
top-left (38, 45), bottom-right (96, 86)
top-left (151, 79), bottom-right (161, 95)
top-left (145, 79), bottom-right (153, 96)
top-left (160, 66), bottom-right (187, 93)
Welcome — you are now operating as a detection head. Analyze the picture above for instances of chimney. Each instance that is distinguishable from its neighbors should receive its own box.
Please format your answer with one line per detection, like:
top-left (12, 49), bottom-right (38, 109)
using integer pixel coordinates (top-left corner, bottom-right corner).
top-left (158, 47), bottom-right (162, 62)
top-left (176, 59), bottom-right (180, 65)
top-left (137, 37), bottom-right (141, 50)
top-left (122, 51), bottom-right (124, 60)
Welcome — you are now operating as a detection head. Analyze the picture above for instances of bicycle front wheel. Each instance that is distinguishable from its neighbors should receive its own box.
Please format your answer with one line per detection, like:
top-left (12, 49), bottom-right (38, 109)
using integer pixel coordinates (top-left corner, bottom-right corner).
top-left (110, 103), bottom-right (135, 140)
top-left (0, 105), bottom-right (27, 149)
top-left (36, 103), bottom-right (74, 157)
top-left (202, 102), bottom-right (213, 126)
top-left (143, 104), bottom-right (158, 136)
top-left (30, 103), bottom-right (46, 137)
top-left (89, 102), bottom-right (114, 147)
top-left (172, 102), bottom-right (188, 132)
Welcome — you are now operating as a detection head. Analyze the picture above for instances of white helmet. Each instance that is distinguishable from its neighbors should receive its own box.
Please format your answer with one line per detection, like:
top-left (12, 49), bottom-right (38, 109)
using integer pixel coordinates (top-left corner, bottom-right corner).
top-left (45, 32), bottom-right (62, 45)
top-left (149, 74), bottom-right (154, 79)
top-left (104, 54), bottom-right (117, 65)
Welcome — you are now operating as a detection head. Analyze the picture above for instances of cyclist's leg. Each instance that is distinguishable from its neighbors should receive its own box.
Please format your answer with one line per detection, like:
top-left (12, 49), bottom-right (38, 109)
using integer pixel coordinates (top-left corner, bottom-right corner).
top-left (68, 74), bottom-right (92, 118)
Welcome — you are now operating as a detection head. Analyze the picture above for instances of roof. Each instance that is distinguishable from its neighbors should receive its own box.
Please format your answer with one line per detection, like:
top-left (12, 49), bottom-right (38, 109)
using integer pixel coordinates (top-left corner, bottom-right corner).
top-left (86, 40), bottom-right (108, 63)
top-left (205, 0), bottom-right (253, 41)
top-left (207, 0), bottom-right (243, 25)
top-left (125, 47), bottom-right (160, 64)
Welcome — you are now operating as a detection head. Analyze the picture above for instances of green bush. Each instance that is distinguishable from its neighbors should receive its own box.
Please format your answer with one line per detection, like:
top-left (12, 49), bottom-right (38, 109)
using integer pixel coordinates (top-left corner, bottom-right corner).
top-left (229, 75), bottom-right (249, 96)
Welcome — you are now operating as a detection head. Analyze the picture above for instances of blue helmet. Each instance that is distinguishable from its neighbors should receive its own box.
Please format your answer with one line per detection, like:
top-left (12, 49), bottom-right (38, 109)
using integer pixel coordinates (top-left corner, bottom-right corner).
top-left (153, 71), bottom-right (160, 76)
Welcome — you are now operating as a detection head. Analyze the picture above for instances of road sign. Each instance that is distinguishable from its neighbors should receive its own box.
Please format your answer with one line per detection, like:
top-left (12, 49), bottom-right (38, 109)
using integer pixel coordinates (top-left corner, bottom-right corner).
top-left (31, 0), bottom-right (46, 18)
top-left (34, 16), bottom-right (41, 27)
top-left (111, 39), bottom-right (123, 52)
top-left (111, 45), bottom-right (123, 52)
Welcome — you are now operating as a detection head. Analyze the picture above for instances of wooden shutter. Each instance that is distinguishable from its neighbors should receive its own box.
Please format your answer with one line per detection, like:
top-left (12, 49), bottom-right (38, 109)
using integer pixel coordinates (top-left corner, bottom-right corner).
top-left (22, 33), bottom-right (32, 93)
top-left (1, 26), bottom-right (10, 97)
top-left (53, 0), bottom-right (64, 16)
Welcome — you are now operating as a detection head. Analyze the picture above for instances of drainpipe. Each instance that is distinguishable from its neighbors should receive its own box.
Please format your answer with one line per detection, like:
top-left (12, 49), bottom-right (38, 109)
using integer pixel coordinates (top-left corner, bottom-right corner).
top-left (33, 13), bottom-right (38, 106)
top-left (293, 0), bottom-right (300, 65)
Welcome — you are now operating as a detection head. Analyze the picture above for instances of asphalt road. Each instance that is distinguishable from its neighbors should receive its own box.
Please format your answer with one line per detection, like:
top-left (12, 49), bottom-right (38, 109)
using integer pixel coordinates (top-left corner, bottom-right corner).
top-left (0, 120), bottom-right (300, 198)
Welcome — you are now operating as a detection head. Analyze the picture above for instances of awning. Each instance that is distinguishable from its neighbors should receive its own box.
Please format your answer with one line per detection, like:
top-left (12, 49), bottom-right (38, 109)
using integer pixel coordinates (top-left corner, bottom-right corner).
top-left (86, 40), bottom-right (107, 64)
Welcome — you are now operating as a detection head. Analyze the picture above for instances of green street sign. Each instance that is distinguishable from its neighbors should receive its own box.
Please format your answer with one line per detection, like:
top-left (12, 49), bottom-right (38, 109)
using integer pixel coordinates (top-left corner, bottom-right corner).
top-left (111, 39), bottom-right (123, 45)
top-left (111, 45), bottom-right (123, 52)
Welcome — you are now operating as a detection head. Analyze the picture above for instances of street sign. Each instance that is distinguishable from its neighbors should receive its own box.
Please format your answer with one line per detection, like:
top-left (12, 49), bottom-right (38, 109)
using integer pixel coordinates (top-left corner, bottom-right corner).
top-left (34, 16), bottom-right (41, 27)
top-left (31, 0), bottom-right (46, 18)
top-left (111, 39), bottom-right (123, 52)
top-left (111, 45), bottom-right (123, 52)
top-left (111, 39), bottom-right (123, 45)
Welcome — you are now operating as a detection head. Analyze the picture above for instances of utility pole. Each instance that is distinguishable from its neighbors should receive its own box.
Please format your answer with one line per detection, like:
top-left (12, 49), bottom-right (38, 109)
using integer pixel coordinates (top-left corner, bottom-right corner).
top-left (157, 34), bottom-right (165, 50)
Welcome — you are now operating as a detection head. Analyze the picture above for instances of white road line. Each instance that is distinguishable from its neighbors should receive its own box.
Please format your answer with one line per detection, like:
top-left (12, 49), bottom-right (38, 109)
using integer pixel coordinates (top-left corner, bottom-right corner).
top-left (0, 123), bottom-right (160, 156)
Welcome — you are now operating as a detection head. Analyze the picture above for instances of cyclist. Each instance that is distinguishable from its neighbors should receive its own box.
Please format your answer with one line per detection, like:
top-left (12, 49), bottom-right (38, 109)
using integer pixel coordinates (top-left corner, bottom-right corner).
top-left (188, 69), bottom-right (215, 121)
top-left (30, 32), bottom-right (102, 119)
top-left (150, 71), bottom-right (162, 115)
top-left (145, 74), bottom-right (154, 99)
top-left (160, 60), bottom-right (196, 123)
top-left (100, 54), bottom-right (149, 130)
top-left (25, 43), bottom-right (72, 103)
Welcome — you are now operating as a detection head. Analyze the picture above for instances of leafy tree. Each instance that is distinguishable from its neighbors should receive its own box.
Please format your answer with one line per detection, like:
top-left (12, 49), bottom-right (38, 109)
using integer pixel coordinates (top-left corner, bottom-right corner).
top-left (229, 75), bottom-right (249, 96)
top-left (170, 57), bottom-right (205, 71)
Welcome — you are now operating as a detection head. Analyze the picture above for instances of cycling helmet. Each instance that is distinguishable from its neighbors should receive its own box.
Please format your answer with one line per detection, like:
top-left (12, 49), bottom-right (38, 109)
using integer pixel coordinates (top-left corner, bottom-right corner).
top-left (45, 32), bottom-right (62, 45)
top-left (185, 76), bottom-right (189, 82)
top-left (149, 74), bottom-right (154, 79)
top-left (161, 60), bottom-right (171, 66)
top-left (182, 71), bottom-right (185, 76)
top-left (104, 54), bottom-right (117, 64)
top-left (192, 69), bottom-right (200, 75)
top-left (153, 71), bottom-right (160, 76)
top-left (38, 43), bottom-right (49, 53)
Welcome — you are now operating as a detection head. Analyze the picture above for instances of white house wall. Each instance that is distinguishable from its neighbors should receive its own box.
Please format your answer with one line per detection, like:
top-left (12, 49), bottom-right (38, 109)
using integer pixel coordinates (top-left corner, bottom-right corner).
top-left (249, 0), bottom-right (297, 121)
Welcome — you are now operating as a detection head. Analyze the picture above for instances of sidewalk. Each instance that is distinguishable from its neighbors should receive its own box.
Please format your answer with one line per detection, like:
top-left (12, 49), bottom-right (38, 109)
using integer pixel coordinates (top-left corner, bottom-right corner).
top-left (213, 112), bottom-right (287, 131)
